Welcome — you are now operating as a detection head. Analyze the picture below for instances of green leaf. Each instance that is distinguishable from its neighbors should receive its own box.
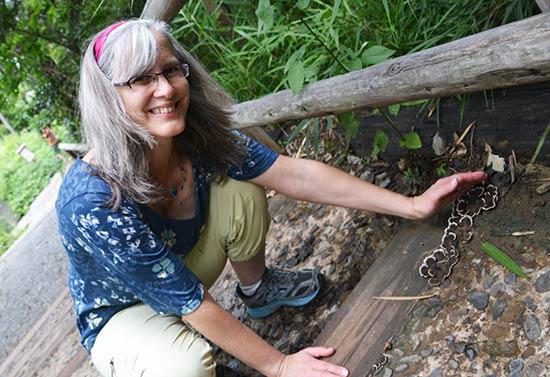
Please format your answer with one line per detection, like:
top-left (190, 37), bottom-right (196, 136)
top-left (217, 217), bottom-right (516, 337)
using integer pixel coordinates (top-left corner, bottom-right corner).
top-left (481, 242), bottom-right (528, 278)
top-left (288, 60), bottom-right (305, 94)
top-left (348, 57), bottom-right (362, 71)
top-left (296, 0), bottom-right (310, 10)
top-left (388, 104), bottom-right (400, 116)
top-left (361, 45), bottom-right (396, 66)
top-left (399, 131), bottom-right (422, 149)
top-left (338, 112), bottom-right (359, 142)
top-left (371, 129), bottom-right (388, 160)
top-left (256, 0), bottom-right (275, 33)
top-left (284, 46), bottom-right (306, 73)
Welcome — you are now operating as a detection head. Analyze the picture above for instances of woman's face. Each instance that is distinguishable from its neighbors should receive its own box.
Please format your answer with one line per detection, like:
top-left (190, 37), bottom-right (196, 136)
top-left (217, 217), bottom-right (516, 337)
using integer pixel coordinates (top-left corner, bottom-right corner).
top-left (116, 32), bottom-right (190, 141)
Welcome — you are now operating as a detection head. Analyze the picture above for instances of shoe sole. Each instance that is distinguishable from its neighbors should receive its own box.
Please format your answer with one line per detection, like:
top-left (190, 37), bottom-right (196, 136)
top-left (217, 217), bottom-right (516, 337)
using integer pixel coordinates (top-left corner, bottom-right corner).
top-left (245, 285), bottom-right (322, 319)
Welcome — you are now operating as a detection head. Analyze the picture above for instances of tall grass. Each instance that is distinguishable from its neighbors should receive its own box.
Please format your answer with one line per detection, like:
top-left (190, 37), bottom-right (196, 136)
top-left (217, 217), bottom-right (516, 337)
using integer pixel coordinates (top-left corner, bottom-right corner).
top-left (172, 0), bottom-right (535, 102)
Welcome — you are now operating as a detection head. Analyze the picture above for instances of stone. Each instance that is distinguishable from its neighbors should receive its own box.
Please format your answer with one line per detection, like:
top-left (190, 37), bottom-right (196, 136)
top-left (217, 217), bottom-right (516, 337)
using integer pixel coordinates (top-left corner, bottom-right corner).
top-left (534, 270), bottom-right (550, 293)
top-left (420, 347), bottom-right (433, 358)
top-left (523, 363), bottom-right (544, 377)
top-left (394, 364), bottom-right (408, 373)
top-left (360, 169), bottom-right (374, 183)
top-left (490, 282), bottom-right (507, 296)
top-left (483, 340), bottom-right (519, 358)
top-left (504, 273), bottom-right (517, 285)
top-left (492, 298), bottom-right (508, 319)
top-left (483, 275), bottom-right (497, 289)
top-left (389, 348), bottom-right (405, 359)
top-left (522, 296), bottom-right (537, 311)
top-left (429, 368), bottom-right (443, 377)
top-left (399, 355), bottom-right (421, 364)
top-left (467, 291), bottom-right (489, 310)
top-left (508, 358), bottom-right (523, 373)
top-left (523, 314), bottom-right (541, 341)
top-left (382, 367), bottom-right (393, 377)
top-left (452, 341), bottom-right (467, 353)
top-left (448, 359), bottom-right (459, 369)
top-left (535, 181), bottom-right (550, 195)
top-left (464, 345), bottom-right (477, 360)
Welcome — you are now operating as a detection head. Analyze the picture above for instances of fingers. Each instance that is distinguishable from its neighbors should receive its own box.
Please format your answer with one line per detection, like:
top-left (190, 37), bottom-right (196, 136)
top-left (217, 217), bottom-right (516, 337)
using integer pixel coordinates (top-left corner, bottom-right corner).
top-left (303, 347), bottom-right (349, 376)
top-left (314, 360), bottom-right (349, 377)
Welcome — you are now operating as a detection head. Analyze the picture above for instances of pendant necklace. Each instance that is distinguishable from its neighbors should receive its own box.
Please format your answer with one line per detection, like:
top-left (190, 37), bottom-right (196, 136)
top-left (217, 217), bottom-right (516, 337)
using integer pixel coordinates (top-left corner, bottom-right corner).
top-left (167, 164), bottom-right (187, 207)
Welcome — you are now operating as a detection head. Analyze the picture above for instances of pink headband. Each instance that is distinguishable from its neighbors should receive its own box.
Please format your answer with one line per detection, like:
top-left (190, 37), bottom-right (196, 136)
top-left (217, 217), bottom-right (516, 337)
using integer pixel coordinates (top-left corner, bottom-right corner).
top-left (93, 21), bottom-right (126, 63)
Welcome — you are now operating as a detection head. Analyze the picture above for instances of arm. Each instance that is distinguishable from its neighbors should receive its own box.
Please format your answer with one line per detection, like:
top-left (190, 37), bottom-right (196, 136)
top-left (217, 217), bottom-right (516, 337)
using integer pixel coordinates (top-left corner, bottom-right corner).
top-left (183, 293), bottom-right (348, 377)
top-left (250, 155), bottom-right (486, 220)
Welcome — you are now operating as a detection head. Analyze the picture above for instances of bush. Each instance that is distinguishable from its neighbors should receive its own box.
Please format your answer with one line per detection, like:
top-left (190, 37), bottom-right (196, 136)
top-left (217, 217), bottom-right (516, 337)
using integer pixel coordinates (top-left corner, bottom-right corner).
top-left (0, 131), bottom-right (62, 217)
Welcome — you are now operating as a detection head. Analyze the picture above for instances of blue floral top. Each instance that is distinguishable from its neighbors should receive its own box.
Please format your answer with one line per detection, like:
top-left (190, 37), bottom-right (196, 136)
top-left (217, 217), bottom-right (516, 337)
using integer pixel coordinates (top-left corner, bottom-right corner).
top-left (55, 132), bottom-right (278, 352)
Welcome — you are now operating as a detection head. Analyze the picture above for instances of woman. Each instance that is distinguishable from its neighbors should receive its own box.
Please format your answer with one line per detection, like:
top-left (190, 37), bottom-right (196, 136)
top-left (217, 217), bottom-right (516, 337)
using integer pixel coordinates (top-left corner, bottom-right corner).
top-left (56, 19), bottom-right (486, 377)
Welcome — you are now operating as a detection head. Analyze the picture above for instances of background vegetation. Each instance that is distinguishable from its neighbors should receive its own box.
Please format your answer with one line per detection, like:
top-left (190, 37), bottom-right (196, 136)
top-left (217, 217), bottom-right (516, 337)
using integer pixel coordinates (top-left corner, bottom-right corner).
top-left (0, 0), bottom-right (538, 255)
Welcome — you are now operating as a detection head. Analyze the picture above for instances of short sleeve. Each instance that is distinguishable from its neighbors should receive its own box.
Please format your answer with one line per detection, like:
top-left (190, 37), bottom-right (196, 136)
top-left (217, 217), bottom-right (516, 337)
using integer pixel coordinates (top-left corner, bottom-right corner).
top-left (228, 131), bottom-right (278, 180)
top-left (65, 194), bottom-right (204, 316)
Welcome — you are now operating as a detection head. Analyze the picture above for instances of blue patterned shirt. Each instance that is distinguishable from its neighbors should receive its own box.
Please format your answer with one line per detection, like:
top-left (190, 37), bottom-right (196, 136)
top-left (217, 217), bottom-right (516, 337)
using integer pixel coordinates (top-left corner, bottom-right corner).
top-left (55, 132), bottom-right (278, 352)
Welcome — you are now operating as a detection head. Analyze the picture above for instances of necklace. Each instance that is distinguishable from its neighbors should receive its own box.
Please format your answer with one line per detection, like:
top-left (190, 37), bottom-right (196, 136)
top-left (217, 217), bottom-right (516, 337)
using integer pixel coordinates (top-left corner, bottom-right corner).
top-left (167, 164), bottom-right (188, 207)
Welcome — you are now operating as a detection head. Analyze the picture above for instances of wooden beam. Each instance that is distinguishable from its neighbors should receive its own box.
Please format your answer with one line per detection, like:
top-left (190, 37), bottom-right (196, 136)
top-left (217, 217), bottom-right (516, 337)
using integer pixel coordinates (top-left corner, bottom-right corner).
top-left (140, 0), bottom-right (188, 22)
top-left (0, 112), bottom-right (16, 134)
top-left (313, 222), bottom-right (441, 376)
top-left (536, 0), bottom-right (550, 12)
top-left (231, 13), bottom-right (550, 128)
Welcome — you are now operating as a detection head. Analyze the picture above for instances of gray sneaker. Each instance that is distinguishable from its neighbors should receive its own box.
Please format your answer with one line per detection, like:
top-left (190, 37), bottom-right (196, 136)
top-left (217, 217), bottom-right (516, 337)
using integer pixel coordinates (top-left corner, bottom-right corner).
top-left (236, 268), bottom-right (323, 318)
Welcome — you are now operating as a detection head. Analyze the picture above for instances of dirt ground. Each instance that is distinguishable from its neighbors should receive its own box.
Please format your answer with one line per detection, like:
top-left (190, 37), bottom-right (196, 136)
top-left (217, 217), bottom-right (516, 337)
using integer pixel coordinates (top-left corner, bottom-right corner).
top-left (209, 159), bottom-right (549, 377)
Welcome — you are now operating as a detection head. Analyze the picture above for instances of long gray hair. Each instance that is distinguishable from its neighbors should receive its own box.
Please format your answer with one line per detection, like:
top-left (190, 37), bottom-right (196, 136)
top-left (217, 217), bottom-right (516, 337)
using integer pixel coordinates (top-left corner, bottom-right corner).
top-left (79, 19), bottom-right (245, 209)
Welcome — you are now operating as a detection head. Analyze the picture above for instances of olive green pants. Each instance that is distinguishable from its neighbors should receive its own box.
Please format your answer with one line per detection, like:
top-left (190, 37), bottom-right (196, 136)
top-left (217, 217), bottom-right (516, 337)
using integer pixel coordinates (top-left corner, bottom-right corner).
top-left (91, 179), bottom-right (270, 377)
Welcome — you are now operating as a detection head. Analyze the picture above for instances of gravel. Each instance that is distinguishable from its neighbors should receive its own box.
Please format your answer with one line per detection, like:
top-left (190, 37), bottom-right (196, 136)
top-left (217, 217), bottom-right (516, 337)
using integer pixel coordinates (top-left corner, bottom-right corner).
top-left (534, 270), bottom-right (550, 292)
top-left (467, 291), bottom-right (489, 310)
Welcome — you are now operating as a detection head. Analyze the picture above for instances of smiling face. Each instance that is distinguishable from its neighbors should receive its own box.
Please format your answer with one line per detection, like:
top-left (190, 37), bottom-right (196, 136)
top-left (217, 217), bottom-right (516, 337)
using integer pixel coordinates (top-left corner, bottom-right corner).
top-left (115, 32), bottom-right (190, 141)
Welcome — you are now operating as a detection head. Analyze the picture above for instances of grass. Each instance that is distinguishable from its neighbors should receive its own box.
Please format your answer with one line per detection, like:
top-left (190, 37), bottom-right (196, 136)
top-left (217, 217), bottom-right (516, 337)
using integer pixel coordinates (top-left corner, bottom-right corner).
top-left (172, 0), bottom-right (535, 102)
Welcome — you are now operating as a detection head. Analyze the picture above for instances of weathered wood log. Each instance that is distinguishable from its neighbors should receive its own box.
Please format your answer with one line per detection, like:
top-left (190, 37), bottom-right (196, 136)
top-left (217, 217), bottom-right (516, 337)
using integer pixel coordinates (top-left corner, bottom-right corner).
top-left (140, 0), bottom-right (188, 21)
top-left (351, 81), bottom-right (550, 162)
top-left (232, 13), bottom-right (550, 128)
top-left (140, 0), bottom-right (280, 151)
top-left (313, 222), bottom-right (440, 376)
top-left (536, 0), bottom-right (550, 12)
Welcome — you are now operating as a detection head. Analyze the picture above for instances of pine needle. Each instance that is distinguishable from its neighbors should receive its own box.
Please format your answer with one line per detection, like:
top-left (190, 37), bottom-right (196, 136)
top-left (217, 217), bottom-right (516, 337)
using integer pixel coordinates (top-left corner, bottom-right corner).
top-left (373, 294), bottom-right (436, 301)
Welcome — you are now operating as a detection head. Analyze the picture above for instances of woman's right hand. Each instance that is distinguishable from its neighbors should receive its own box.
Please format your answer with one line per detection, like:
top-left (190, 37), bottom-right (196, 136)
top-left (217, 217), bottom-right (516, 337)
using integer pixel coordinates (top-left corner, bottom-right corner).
top-left (276, 347), bottom-right (349, 377)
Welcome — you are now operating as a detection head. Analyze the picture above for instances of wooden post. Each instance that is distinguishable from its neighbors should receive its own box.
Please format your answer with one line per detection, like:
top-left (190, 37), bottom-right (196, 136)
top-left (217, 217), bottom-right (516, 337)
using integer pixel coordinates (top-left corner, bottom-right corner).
top-left (536, 0), bottom-right (550, 12)
top-left (0, 112), bottom-right (16, 134)
top-left (140, 0), bottom-right (280, 151)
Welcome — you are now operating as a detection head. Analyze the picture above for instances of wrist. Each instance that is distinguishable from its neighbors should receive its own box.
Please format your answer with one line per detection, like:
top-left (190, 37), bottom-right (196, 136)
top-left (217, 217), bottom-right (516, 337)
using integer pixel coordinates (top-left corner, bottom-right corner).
top-left (268, 352), bottom-right (286, 377)
top-left (409, 196), bottom-right (421, 220)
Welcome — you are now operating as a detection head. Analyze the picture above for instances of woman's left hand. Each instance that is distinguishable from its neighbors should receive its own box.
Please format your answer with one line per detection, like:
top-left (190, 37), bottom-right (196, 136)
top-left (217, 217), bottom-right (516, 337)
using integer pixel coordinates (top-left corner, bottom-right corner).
top-left (411, 171), bottom-right (487, 220)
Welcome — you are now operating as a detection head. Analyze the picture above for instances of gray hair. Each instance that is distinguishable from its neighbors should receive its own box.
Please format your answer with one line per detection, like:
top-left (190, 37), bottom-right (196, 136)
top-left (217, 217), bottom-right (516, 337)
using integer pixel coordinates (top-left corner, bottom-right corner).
top-left (79, 19), bottom-right (244, 209)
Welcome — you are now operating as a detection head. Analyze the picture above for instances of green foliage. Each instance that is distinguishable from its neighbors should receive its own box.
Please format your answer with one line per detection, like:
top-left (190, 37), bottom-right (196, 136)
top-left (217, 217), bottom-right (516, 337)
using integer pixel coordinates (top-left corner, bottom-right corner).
top-left (337, 112), bottom-right (359, 143)
top-left (0, 223), bottom-right (25, 256)
top-left (481, 242), bottom-right (528, 278)
top-left (0, 0), bottom-right (145, 137)
top-left (400, 131), bottom-right (422, 150)
top-left (0, 131), bottom-right (62, 217)
top-left (371, 129), bottom-right (388, 161)
top-left (435, 163), bottom-right (449, 177)
top-left (361, 45), bottom-right (395, 66)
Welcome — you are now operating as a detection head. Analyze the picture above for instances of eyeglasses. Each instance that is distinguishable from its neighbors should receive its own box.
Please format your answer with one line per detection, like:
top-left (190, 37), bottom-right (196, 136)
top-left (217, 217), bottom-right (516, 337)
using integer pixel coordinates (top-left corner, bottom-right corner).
top-left (114, 63), bottom-right (190, 89)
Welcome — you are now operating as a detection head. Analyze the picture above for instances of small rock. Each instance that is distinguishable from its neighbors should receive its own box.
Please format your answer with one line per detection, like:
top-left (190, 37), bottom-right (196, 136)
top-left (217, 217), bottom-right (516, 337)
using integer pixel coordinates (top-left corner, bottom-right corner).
top-left (399, 355), bottom-right (421, 364)
top-left (534, 270), bottom-right (550, 293)
top-left (227, 358), bottom-right (240, 369)
top-left (504, 273), bottom-right (517, 285)
top-left (453, 341), bottom-right (467, 353)
top-left (429, 368), bottom-right (443, 377)
top-left (483, 340), bottom-right (519, 358)
top-left (492, 298), bottom-right (508, 319)
top-left (444, 335), bottom-right (455, 347)
top-left (394, 364), bottom-right (408, 373)
top-left (347, 155), bottom-right (361, 165)
top-left (523, 363), bottom-right (544, 377)
top-left (508, 358), bottom-right (523, 374)
top-left (490, 282), bottom-right (507, 296)
top-left (379, 177), bottom-right (391, 188)
top-left (420, 347), bottom-right (433, 358)
top-left (523, 314), bottom-right (541, 341)
top-left (522, 296), bottom-right (537, 311)
top-left (483, 275), bottom-right (497, 289)
top-left (427, 305), bottom-right (443, 318)
top-left (389, 348), bottom-right (404, 359)
top-left (463, 345), bottom-right (477, 360)
top-left (360, 169), bottom-right (374, 183)
top-left (467, 291), bottom-right (489, 310)
top-left (448, 359), bottom-right (459, 369)
top-left (382, 367), bottom-right (393, 377)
